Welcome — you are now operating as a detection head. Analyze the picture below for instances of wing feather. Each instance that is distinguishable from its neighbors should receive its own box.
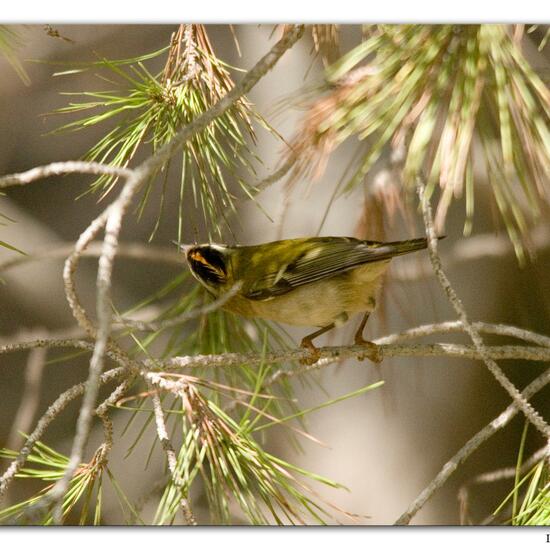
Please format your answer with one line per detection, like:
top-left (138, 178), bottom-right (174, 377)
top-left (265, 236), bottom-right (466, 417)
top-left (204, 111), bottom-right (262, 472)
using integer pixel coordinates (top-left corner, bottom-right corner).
top-left (244, 238), bottom-right (428, 300)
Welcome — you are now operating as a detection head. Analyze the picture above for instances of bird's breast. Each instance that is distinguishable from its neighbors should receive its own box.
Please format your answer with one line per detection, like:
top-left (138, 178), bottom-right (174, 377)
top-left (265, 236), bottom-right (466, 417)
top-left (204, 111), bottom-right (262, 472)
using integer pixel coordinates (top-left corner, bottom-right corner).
top-left (224, 261), bottom-right (389, 327)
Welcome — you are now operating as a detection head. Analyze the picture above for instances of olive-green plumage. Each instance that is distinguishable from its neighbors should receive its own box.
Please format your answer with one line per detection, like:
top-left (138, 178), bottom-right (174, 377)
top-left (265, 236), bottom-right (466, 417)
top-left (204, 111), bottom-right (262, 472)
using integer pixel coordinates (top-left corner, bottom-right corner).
top-left (181, 236), bottom-right (432, 354)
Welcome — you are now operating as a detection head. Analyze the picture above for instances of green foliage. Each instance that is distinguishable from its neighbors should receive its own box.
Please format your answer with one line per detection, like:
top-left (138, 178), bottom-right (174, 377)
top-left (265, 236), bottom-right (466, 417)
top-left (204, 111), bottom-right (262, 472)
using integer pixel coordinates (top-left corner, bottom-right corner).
top-left (151, 378), bottom-right (382, 524)
top-left (155, 384), bottom-right (330, 524)
top-left (52, 25), bottom-right (265, 240)
top-left (0, 440), bottom-right (139, 525)
top-left (492, 423), bottom-right (550, 526)
top-left (106, 272), bottom-right (377, 524)
top-left (287, 25), bottom-right (550, 260)
top-left (0, 352), bottom-right (382, 525)
top-left (117, 273), bottom-right (295, 414)
top-left (0, 196), bottom-right (26, 256)
top-left (0, 239), bottom-right (26, 256)
top-left (116, 273), bottom-right (300, 461)
top-left (0, 25), bottom-right (30, 85)
top-left (511, 460), bottom-right (550, 525)
top-left (108, 263), bottom-right (386, 524)
top-left (493, 457), bottom-right (550, 526)
top-left (4, 23), bottom-right (547, 526)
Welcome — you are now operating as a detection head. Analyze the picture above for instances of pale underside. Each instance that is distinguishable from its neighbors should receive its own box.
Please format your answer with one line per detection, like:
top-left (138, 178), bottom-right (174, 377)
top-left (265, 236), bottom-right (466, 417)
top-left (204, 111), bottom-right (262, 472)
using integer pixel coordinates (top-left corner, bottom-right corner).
top-left (222, 260), bottom-right (390, 327)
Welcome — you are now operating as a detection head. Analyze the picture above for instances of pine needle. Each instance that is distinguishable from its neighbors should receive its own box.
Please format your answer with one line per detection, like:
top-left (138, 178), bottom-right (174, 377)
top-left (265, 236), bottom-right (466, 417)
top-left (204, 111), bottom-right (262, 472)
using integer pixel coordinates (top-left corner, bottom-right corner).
top-left (285, 24), bottom-right (550, 259)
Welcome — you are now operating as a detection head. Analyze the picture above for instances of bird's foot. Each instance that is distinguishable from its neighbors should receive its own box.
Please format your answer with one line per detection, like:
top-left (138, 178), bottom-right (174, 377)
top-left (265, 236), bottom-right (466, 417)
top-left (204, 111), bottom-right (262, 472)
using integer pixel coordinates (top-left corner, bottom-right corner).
top-left (354, 337), bottom-right (382, 363)
top-left (300, 338), bottom-right (321, 365)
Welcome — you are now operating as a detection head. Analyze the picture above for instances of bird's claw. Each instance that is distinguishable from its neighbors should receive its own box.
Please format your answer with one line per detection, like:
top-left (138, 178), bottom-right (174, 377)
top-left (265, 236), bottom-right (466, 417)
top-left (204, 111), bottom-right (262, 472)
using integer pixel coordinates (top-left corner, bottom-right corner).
top-left (354, 337), bottom-right (382, 363)
top-left (300, 339), bottom-right (321, 365)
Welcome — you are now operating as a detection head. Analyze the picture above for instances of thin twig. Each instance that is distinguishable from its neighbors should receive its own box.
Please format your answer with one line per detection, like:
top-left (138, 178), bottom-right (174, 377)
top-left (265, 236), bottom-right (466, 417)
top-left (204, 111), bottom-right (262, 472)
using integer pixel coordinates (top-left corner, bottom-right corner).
top-left (376, 320), bottom-right (550, 348)
top-left (1, 332), bottom-right (549, 514)
top-left (18, 376), bottom-right (133, 526)
top-left (417, 180), bottom-right (550, 438)
top-left (0, 337), bottom-right (130, 368)
top-left (0, 325), bottom-right (87, 346)
top-left (51, 183), bottom-right (137, 521)
top-left (253, 156), bottom-right (296, 193)
top-left (394, 367), bottom-right (550, 525)
top-left (118, 283), bottom-right (242, 331)
top-left (5, 317), bottom-right (549, 358)
top-left (469, 446), bottom-right (547, 486)
top-left (1, 337), bottom-right (93, 355)
top-left (149, 386), bottom-right (197, 525)
top-left (94, 378), bottom-right (134, 461)
top-left (0, 366), bottom-right (126, 500)
top-left (0, 161), bottom-right (132, 189)
top-left (63, 208), bottom-right (112, 338)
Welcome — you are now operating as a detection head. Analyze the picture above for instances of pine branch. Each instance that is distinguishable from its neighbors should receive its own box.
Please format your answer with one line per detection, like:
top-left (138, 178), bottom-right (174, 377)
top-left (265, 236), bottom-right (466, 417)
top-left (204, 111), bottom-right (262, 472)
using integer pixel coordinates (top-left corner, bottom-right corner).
top-left (417, 180), bottom-right (550, 439)
top-left (394, 367), bottom-right (550, 525)
top-left (148, 386), bottom-right (197, 525)
top-left (0, 161), bottom-right (131, 189)
top-left (0, 25), bottom-right (306, 522)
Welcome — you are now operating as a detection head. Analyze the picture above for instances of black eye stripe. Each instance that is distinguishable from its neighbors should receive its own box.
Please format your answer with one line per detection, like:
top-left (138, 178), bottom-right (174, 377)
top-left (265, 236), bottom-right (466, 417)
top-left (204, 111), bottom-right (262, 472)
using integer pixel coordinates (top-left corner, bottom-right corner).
top-left (191, 261), bottom-right (225, 284)
top-left (187, 246), bottom-right (227, 285)
top-left (198, 247), bottom-right (227, 276)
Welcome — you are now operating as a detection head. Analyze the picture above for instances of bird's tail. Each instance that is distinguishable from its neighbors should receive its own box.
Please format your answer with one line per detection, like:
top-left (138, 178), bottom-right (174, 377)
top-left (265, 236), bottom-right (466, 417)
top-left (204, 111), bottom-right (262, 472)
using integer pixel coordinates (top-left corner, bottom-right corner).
top-left (368, 236), bottom-right (445, 260)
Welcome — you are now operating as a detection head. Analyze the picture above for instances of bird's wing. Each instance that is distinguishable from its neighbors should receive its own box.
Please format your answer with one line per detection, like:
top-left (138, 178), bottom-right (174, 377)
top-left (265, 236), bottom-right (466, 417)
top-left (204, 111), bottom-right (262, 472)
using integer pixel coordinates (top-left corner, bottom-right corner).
top-left (244, 237), bottom-right (428, 300)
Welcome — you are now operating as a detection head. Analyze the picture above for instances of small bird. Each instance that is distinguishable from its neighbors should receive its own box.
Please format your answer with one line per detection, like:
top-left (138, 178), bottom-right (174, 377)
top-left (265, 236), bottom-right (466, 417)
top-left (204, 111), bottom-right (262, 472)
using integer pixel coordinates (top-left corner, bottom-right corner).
top-left (180, 236), bottom-right (433, 363)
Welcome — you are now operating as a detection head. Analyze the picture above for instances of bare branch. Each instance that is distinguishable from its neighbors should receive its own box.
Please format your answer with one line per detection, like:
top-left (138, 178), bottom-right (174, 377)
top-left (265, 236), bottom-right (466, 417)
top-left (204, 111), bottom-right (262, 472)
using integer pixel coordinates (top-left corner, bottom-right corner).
top-left (95, 378), bottom-right (135, 458)
top-left (0, 337), bottom-right (130, 367)
top-left (2, 326), bottom-right (549, 517)
top-left (50, 199), bottom-right (134, 515)
top-left (118, 283), bottom-right (242, 332)
top-left (417, 180), bottom-right (550, 438)
top-left (376, 320), bottom-right (550, 348)
top-left (52, 377), bottom-right (132, 524)
top-left (0, 366), bottom-right (126, 499)
top-left (0, 161), bottom-right (132, 189)
top-left (394, 367), bottom-right (550, 525)
top-left (0, 325), bottom-right (86, 346)
top-left (3, 335), bottom-right (550, 372)
top-left (160, 342), bottom-right (550, 372)
top-left (149, 386), bottom-right (197, 525)
top-left (253, 155), bottom-right (296, 194)
top-left (63, 209), bottom-right (111, 337)
top-left (468, 445), bottom-right (547, 486)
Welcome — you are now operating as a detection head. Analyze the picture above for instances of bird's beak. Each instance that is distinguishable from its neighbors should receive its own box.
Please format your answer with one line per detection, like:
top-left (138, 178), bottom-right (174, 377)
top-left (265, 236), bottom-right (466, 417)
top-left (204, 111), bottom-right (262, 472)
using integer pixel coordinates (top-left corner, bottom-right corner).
top-left (172, 241), bottom-right (193, 255)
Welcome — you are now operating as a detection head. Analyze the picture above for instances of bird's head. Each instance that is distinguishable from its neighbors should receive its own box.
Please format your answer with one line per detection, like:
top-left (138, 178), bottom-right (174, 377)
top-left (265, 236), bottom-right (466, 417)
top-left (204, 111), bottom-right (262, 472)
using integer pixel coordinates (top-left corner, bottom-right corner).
top-left (175, 242), bottom-right (230, 294)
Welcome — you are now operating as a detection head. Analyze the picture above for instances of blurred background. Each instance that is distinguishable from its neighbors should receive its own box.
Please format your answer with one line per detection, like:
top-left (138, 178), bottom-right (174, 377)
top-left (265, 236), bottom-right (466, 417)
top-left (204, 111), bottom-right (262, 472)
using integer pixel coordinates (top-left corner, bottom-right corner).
top-left (0, 24), bottom-right (549, 525)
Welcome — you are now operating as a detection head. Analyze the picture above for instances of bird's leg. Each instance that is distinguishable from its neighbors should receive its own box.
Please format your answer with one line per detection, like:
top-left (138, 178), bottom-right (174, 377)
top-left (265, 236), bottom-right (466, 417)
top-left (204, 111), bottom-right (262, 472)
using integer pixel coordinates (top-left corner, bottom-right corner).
top-left (300, 323), bottom-right (336, 365)
top-left (354, 311), bottom-right (371, 345)
top-left (354, 312), bottom-right (382, 363)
